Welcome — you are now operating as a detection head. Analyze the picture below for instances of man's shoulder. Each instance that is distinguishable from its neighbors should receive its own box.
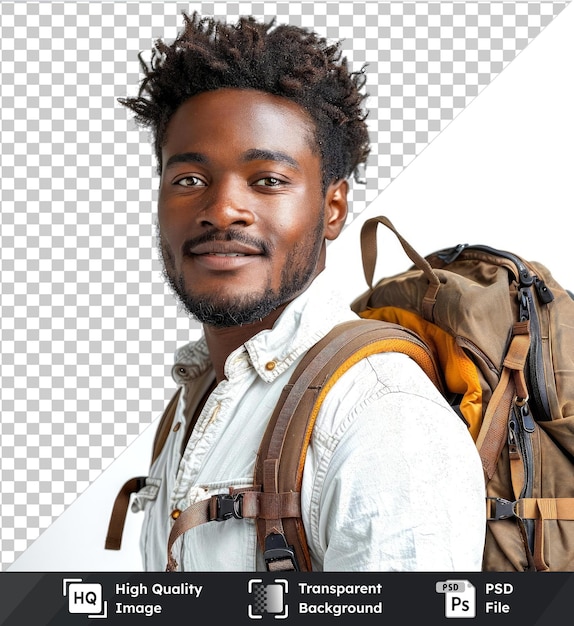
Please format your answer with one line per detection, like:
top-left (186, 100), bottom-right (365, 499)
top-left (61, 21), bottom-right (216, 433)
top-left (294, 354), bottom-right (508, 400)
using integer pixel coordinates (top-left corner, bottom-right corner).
top-left (327, 349), bottom-right (442, 401)
top-left (312, 349), bottom-right (460, 436)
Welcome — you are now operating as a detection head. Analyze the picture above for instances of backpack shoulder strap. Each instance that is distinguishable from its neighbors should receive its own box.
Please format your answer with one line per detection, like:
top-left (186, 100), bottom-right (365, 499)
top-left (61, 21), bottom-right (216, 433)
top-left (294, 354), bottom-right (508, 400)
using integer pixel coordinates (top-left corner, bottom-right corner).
top-left (105, 388), bottom-right (182, 550)
top-left (151, 388), bottom-right (182, 465)
top-left (254, 318), bottom-right (441, 571)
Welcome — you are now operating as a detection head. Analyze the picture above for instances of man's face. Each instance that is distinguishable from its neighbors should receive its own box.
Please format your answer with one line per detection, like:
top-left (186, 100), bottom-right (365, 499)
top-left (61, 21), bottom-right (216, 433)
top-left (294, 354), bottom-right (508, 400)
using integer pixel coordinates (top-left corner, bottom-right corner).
top-left (157, 88), bottom-right (347, 327)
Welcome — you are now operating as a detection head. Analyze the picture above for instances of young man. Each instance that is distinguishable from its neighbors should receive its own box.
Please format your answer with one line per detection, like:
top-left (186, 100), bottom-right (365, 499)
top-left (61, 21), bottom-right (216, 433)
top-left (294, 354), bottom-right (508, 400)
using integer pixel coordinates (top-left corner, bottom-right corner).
top-left (122, 11), bottom-right (486, 571)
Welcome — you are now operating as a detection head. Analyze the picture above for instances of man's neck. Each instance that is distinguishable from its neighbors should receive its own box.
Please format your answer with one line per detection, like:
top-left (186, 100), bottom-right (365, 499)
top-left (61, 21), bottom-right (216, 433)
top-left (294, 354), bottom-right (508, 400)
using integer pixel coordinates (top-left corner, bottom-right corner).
top-left (203, 303), bottom-right (288, 383)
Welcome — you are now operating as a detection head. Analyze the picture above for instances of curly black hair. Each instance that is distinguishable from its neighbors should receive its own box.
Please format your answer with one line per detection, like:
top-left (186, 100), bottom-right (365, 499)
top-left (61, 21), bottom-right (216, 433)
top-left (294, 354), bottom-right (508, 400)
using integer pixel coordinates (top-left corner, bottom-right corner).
top-left (119, 11), bottom-right (370, 190)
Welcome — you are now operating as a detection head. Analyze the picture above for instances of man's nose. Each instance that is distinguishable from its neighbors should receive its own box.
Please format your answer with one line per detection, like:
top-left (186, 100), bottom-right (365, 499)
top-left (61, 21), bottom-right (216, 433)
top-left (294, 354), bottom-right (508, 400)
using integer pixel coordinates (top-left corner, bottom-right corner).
top-left (197, 178), bottom-right (254, 229)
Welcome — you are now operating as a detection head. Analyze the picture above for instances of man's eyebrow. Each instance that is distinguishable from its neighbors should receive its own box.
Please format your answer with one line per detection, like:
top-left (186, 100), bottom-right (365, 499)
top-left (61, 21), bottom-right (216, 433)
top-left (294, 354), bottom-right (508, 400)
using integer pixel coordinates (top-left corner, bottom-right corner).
top-left (164, 149), bottom-right (300, 170)
top-left (242, 148), bottom-right (300, 170)
top-left (165, 152), bottom-right (208, 169)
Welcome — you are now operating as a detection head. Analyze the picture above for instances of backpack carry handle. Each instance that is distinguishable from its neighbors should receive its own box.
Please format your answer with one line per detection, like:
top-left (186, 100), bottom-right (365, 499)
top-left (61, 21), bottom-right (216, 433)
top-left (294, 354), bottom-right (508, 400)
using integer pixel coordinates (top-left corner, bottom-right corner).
top-left (360, 215), bottom-right (442, 321)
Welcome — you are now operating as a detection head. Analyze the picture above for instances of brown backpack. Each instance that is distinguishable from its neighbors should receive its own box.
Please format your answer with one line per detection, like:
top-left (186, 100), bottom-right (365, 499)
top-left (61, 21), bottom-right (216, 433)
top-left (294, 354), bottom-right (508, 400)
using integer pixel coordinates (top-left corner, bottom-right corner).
top-left (350, 216), bottom-right (574, 571)
top-left (107, 215), bottom-right (574, 572)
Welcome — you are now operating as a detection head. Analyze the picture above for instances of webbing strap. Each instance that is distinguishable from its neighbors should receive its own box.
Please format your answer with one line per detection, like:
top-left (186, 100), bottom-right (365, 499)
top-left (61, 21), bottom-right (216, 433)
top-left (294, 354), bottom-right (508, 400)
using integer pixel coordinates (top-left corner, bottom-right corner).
top-left (104, 477), bottom-right (147, 550)
top-left (487, 497), bottom-right (574, 521)
top-left (166, 497), bottom-right (214, 572)
top-left (151, 389), bottom-right (182, 465)
top-left (360, 216), bottom-right (441, 321)
top-left (517, 498), bottom-right (574, 520)
top-left (165, 490), bottom-right (301, 571)
top-left (487, 497), bottom-right (574, 572)
top-left (522, 498), bottom-right (574, 572)
top-left (166, 492), bottom-right (248, 572)
top-left (476, 324), bottom-right (531, 480)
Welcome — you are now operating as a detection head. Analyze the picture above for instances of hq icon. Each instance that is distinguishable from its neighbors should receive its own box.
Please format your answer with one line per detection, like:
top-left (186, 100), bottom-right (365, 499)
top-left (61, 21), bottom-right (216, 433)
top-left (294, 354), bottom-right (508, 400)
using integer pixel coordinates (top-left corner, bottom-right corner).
top-left (63, 579), bottom-right (108, 619)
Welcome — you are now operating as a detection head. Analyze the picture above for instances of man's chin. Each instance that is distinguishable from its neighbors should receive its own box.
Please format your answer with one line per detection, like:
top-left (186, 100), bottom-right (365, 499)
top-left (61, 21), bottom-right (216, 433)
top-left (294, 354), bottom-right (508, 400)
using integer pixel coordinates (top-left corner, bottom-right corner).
top-left (177, 292), bottom-right (284, 328)
top-left (164, 261), bottom-right (318, 328)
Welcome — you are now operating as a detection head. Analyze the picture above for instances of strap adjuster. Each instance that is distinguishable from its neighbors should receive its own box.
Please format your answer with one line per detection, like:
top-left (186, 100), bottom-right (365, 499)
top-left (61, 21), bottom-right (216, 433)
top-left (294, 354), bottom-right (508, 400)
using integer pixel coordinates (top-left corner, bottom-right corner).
top-left (487, 497), bottom-right (517, 520)
top-left (264, 533), bottom-right (299, 571)
top-left (213, 493), bottom-right (244, 521)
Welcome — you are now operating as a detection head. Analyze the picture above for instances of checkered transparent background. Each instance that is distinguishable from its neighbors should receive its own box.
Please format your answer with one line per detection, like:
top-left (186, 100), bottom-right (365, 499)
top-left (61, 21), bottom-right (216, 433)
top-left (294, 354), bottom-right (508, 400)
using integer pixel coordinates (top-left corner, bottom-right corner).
top-left (0, 1), bottom-right (569, 569)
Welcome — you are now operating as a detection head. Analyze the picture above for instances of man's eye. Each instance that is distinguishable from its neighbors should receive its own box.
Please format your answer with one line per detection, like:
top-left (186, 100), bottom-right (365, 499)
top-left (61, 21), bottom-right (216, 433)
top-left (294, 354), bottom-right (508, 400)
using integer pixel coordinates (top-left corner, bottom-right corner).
top-left (253, 177), bottom-right (284, 187)
top-left (176, 176), bottom-right (205, 187)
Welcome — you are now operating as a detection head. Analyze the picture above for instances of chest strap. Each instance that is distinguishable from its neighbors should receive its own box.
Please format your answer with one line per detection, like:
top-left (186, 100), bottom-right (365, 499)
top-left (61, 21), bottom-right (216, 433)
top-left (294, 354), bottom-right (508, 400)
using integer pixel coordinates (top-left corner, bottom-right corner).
top-left (165, 489), bottom-right (300, 572)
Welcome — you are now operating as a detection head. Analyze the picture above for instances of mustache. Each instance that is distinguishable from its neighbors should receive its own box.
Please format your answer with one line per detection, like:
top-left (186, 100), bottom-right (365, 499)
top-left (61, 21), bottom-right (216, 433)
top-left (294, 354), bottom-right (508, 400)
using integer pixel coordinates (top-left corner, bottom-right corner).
top-left (182, 229), bottom-right (271, 257)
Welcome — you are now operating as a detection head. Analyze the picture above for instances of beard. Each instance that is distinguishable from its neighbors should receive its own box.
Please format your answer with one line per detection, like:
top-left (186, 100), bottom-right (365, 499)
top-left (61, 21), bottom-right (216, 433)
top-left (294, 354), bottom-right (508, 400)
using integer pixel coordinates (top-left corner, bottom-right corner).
top-left (158, 217), bottom-right (325, 328)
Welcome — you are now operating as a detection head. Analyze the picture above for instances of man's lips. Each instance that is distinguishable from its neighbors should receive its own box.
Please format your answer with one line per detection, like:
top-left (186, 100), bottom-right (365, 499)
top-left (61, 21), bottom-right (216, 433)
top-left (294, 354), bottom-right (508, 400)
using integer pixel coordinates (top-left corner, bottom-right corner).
top-left (182, 237), bottom-right (265, 271)
top-left (187, 241), bottom-right (263, 257)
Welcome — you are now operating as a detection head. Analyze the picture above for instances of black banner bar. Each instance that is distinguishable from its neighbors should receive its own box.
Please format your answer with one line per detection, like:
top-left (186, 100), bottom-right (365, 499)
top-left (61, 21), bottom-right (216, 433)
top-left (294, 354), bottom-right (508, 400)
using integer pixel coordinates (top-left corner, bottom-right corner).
top-left (1, 572), bottom-right (573, 625)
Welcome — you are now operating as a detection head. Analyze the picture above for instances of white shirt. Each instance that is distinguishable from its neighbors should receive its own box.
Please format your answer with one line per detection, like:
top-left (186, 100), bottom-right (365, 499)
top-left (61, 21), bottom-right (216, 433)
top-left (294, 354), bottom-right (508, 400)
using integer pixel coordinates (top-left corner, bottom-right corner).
top-left (134, 271), bottom-right (486, 571)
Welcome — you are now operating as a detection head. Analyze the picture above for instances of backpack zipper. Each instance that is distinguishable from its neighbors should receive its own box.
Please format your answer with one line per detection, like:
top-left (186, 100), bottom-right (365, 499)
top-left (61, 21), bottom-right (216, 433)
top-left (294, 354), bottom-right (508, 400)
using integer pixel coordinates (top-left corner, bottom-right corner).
top-left (437, 244), bottom-right (553, 421)
top-left (509, 404), bottom-right (536, 555)
top-left (521, 285), bottom-right (552, 421)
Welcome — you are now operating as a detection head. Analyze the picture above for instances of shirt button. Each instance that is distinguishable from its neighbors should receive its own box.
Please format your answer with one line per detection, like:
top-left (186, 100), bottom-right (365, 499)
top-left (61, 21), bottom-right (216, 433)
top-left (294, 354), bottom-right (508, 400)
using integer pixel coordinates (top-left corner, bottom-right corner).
top-left (265, 361), bottom-right (277, 371)
top-left (173, 422), bottom-right (181, 432)
top-left (171, 509), bottom-right (181, 520)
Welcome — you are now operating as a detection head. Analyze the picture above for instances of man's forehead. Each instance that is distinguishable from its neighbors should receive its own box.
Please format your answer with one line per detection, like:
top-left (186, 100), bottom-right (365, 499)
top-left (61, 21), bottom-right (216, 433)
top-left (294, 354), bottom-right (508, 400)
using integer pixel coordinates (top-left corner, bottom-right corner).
top-left (162, 88), bottom-right (320, 160)
top-left (168, 88), bottom-right (314, 126)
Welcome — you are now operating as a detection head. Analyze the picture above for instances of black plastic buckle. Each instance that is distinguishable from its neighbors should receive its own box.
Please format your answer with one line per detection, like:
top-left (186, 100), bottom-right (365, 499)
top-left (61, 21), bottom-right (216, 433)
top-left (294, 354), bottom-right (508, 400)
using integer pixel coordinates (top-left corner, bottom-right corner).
top-left (214, 493), bottom-right (244, 521)
top-left (264, 533), bottom-right (299, 571)
top-left (487, 497), bottom-right (516, 521)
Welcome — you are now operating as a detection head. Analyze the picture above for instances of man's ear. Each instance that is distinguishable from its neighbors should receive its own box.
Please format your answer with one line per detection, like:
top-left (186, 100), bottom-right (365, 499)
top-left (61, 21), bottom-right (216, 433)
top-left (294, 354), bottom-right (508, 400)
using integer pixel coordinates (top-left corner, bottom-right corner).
top-left (324, 179), bottom-right (349, 241)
